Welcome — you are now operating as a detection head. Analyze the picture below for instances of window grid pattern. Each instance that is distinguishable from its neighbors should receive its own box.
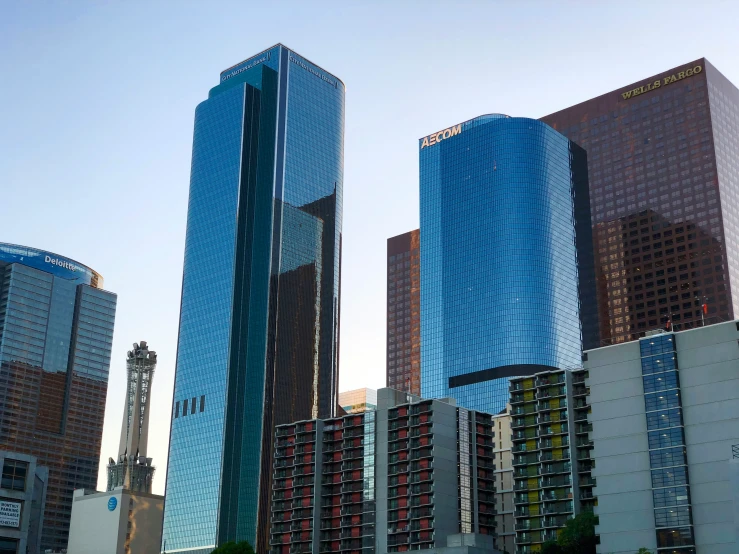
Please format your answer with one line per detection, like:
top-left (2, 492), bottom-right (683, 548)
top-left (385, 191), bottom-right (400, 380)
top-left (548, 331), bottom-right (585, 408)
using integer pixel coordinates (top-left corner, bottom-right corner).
top-left (420, 116), bottom-right (589, 414)
top-left (387, 231), bottom-right (420, 395)
top-left (0, 248), bottom-right (116, 552)
top-left (543, 60), bottom-right (734, 346)
top-left (162, 45), bottom-right (344, 554)
top-left (639, 334), bottom-right (694, 547)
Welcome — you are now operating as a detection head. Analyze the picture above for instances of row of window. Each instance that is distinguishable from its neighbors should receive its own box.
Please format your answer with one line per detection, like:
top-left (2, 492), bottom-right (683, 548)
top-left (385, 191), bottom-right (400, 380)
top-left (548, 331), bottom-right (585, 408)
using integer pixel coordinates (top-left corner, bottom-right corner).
top-left (174, 395), bottom-right (206, 418)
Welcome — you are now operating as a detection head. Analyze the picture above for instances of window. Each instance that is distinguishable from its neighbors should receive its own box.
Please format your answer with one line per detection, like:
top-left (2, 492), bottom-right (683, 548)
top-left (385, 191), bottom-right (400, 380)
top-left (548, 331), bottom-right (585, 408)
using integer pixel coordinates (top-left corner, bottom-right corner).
top-left (643, 371), bottom-right (679, 393)
top-left (645, 391), bottom-right (681, 412)
top-left (656, 526), bottom-right (694, 548)
top-left (182, 399), bottom-right (188, 416)
top-left (200, 395), bottom-right (206, 412)
top-left (646, 408), bottom-right (683, 431)
top-left (2, 459), bottom-right (28, 491)
top-left (174, 401), bottom-right (180, 419)
top-left (652, 465), bottom-right (688, 488)
top-left (653, 486), bottom-right (690, 508)
top-left (191, 397), bottom-right (196, 415)
top-left (648, 427), bottom-right (685, 450)
top-left (0, 539), bottom-right (19, 554)
top-left (649, 447), bottom-right (687, 469)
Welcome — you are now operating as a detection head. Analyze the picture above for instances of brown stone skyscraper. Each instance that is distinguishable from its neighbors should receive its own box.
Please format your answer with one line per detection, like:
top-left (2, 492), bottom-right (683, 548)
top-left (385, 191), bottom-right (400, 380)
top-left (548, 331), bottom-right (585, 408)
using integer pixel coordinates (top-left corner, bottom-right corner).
top-left (543, 58), bottom-right (739, 344)
top-left (0, 243), bottom-right (117, 551)
top-left (386, 230), bottom-right (420, 394)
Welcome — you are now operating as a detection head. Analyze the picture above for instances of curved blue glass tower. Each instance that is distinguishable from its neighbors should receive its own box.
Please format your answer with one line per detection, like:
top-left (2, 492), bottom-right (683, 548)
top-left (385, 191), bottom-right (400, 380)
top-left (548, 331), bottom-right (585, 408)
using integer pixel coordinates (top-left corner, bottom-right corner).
top-left (161, 45), bottom-right (344, 554)
top-left (419, 115), bottom-right (596, 414)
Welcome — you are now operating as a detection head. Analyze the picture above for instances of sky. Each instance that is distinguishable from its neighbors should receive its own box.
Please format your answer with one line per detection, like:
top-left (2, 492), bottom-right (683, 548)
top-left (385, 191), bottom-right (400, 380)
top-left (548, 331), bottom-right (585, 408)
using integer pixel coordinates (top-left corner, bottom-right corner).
top-left (1, 0), bottom-right (738, 495)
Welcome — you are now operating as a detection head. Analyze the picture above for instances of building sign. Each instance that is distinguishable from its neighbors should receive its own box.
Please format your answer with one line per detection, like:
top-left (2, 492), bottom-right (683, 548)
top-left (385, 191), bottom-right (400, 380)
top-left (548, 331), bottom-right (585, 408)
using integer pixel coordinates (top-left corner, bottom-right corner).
top-left (621, 65), bottom-right (703, 100)
top-left (289, 55), bottom-right (338, 88)
top-left (45, 255), bottom-right (78, 272)
top-left (221, 51), bottom-right (271, 83)
top-left (0, 500), bottom-right (21, 528)
top-left (420, 124), bottom-right (462, 149)
top-left (107, 497), bottom-right (118, 511)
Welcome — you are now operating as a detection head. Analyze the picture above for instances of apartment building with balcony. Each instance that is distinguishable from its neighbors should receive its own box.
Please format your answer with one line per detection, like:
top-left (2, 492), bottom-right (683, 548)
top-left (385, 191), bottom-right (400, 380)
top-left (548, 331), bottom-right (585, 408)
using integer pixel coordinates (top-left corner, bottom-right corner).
top-left (270, 388), bottom-right (499, 554)
top-left (509, 369), bottom-right (595, 553)
top-left (271, 411), bottom-right (376, 554)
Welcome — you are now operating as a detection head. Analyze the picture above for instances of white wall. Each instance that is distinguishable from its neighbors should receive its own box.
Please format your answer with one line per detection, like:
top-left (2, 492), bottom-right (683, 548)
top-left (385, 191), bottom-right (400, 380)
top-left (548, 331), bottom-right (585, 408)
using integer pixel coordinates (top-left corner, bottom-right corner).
top-left (67, 489), bottom-right (163, 554)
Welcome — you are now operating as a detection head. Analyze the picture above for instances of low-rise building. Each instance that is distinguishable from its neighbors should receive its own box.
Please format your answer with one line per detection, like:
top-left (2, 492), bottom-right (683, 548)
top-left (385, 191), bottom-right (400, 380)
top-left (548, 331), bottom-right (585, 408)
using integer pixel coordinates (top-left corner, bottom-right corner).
top-left (0, 451), bottom-right (48, 554)
top-left (66, 487), bottom-right (163, 554)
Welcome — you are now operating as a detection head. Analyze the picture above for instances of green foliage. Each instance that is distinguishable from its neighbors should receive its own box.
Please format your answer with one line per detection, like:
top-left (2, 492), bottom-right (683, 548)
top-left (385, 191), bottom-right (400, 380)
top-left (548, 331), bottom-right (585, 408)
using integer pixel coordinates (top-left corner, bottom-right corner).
top-left (636, 549), bottom-right (653, 554)
top-left (210, 541), bottom-right (256, 554)
top-left (557, 511), bottom-right (598, 554)
top-left (541, 539), bottom-right (564, 554)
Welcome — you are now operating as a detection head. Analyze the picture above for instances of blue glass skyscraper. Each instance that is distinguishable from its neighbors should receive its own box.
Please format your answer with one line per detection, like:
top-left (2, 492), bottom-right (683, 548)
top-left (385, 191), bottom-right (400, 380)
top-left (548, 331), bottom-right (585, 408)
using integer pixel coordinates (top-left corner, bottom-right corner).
top-left (161, 45), bottom-right (344, 554)
top-left (419, 115), bottom-right (597, 415)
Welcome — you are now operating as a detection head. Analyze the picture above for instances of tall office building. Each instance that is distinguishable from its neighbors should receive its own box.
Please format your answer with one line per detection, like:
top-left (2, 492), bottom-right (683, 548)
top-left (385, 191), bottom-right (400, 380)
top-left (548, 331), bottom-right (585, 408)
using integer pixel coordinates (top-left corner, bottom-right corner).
top-left (542, 59), bottom-right (739, 345)
top-left (387, 231), bottom-right (421, 395)
top-left (0, 243), bottom-right (117, 551)
top-left (420, 115), bottom-right (597, 415)
top-left (107, 341), bottom-right (157, 493)
top-left (161, 45), bottom-right (344, 554)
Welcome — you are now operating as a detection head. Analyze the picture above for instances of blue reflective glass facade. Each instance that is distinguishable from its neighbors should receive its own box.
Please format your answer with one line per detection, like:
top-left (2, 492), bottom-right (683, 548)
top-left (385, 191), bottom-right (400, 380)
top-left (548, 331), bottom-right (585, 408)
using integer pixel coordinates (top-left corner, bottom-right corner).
top-left (0, 243), bottom-right (116, 551)
top-left (162, 45), bottom-right (344, 554)
top-left (419, 116), bottom-right (596, 414)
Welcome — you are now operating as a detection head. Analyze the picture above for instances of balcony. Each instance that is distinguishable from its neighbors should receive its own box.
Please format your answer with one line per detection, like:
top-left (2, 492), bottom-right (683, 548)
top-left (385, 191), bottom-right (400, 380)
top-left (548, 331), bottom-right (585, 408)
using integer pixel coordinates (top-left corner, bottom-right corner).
top-left (579, 476), bottom-right (596, 487)
top-left (576, 437), bottom-right (594, 448)
top-left (540, 462), bottom-right (571, 476)
top-left (514, 507), bottom-right (530, 517)
top-left (577, 461), bottom-right (594, 474)
top-left (541, 489), bottom-right (572, 502)
top-left (511, 418), bottom-right (528, 430)
top-left (579, 490), bottom-right (595, 500)
top-left (543, 503), bottom-right (573, 515)
top-left (573, 386), bottom-right (589, 397)
top-left (536, 376), bottom-right (565, 387)
top-left (541, 476), bottom-right (571, 488)
top-left (575, 423), bottom-right (593, 435)
top-left (514, 481), bottom-right (529, 491)
top-left (511, 393), bottom-right (526, 405)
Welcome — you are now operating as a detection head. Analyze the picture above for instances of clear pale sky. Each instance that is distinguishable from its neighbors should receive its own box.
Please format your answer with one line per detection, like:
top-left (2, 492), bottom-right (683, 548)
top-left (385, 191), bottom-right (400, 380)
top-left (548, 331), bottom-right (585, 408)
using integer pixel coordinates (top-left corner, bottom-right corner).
top-left (2, 1), bottom-right (738, 495)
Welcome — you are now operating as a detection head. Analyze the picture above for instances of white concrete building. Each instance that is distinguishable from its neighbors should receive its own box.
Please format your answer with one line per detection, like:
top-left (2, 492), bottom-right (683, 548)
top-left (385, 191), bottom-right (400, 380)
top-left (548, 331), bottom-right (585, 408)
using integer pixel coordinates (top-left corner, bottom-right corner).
top-left (585, 320), bottom-right (739, 554)
top-left (66, 488), bottom-right (162, 554)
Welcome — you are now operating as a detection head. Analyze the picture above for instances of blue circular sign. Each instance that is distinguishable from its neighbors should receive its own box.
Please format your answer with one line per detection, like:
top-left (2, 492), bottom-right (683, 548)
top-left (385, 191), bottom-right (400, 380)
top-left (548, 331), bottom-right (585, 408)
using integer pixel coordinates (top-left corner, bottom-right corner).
top-left (108, 497), bottom-right (118, 511)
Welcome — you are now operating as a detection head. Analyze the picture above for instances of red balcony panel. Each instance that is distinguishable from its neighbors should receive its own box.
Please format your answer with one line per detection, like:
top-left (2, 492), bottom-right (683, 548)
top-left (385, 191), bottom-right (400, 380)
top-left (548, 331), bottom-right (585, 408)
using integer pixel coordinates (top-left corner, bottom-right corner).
top-left (398, 475), bottom-right (408, 485)
top-left (418, 460), bottom-right (429, 469)
top-left (333, 452), bottom-right (341, 461)
top-left (398, 498), bottom-right (408, 508)
top-left (334, 431), bottom-right (343, 440)
top-left (399, 429), bottom-right (409, 439)
top-left (305, 443), bottom-right (313, 453)
top-left (331, 542), bottom-right (340, 550)
top-left (419, 414), bottom-right (429, 423)
top-left (351, 515), bottom-right (360, 525)
top-left (282, 534), bottom-right (290, 543)
top-left (305, 422), bottom-right (314, 431)
top-left (420, 495), bottom-right (430, 505)
top-left (332, 507), bottom-right (340, 517)
top-left (352, 493), bottom-right (361, 502)
top-left (399, 509), bottom-right (408, 519)
top-left (419, 437), bottom-right (430, 446)
top-left (286, 479), bottom-right (293, 488)
top-left (302, 498), bottom-right (311, 507)
top-left (301, 520), bottom-right (310, 530)
top-left (286, 447), bottom-right (295, 456)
